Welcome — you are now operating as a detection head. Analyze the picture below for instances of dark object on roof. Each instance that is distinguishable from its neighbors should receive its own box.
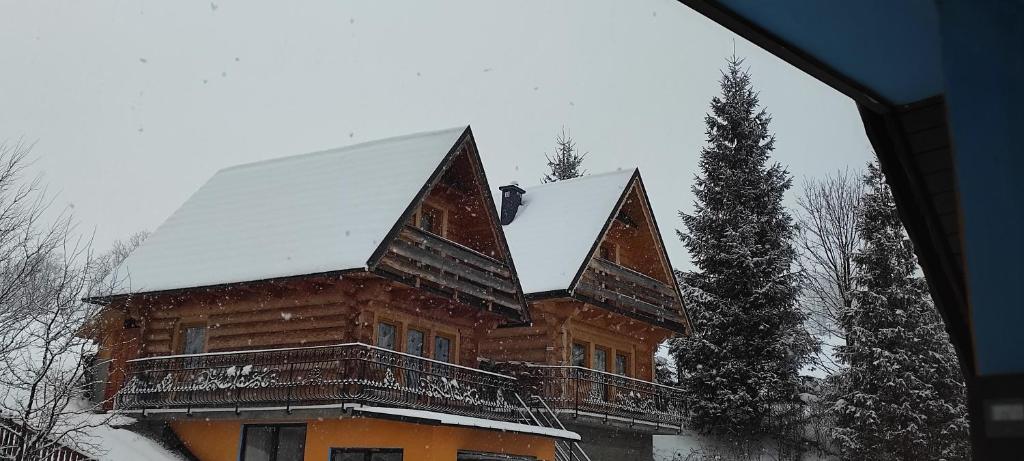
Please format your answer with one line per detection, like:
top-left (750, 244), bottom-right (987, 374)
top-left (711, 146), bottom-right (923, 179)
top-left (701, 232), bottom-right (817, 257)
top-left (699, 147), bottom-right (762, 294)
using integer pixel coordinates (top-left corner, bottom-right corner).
top-left (498, 184), bottom-right (525, 225)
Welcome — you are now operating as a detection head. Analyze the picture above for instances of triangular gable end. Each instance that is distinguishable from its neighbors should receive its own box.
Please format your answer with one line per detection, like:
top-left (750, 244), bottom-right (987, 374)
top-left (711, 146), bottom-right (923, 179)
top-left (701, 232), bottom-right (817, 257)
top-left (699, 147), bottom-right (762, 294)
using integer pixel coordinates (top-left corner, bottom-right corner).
top-left (568, 171), bottom-right (691, 334)
top-left (368, 126), bottom-right (530, 323)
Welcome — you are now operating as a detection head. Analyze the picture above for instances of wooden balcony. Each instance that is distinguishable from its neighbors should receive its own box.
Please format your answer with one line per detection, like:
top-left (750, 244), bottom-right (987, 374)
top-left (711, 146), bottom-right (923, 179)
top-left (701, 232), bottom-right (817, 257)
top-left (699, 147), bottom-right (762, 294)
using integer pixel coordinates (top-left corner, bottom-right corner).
top-left (514, 365), bottom-right (687, 433)
top-left (575, 258), bottom-right (684, 328)
top-left (115, 343), bottom-right (524, 422)
top-left (375, 225), bottom-right (523, 316)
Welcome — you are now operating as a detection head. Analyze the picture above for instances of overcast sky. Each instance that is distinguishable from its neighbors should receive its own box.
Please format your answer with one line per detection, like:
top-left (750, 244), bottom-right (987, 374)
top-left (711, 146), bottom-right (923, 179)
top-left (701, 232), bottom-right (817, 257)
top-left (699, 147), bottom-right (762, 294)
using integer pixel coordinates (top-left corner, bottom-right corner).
top-left (0, 0), bottom-right (872, 270)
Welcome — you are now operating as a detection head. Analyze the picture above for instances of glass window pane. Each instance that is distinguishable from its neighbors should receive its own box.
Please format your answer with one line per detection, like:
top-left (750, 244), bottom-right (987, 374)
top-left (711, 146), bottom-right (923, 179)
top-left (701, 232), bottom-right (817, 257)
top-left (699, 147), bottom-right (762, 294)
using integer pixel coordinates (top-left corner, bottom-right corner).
top-left (331, 450), bottom-right (403, 461)
top-left (332, 452), bottom-right (366, 461)
top-left (593, 348), bottom-right (607, 372)
top-left (615, 354), bottom-right (628, 376)
top-left (377, 323), bottom-right (396, 350)
top-left (420, 212), bottom-right (435, 233)
top-left (242, 426), bottom-right (275, 461)
top-left (434, 336), bottom-right (451, 363)
top-left (458, 451), bottom-right (533, 461)
top-left (182, 326), bottom-right (206, 355)
top-left (419, 204), bottom-right (442, 235)
top-left (370, 452), bottom-right (403, 461)
top-left (406, 329), bottom-right (424, 357)
top-left (275, 426), bottom-right (306, 461)
top-left (571, 343), bottom-right (586, 367)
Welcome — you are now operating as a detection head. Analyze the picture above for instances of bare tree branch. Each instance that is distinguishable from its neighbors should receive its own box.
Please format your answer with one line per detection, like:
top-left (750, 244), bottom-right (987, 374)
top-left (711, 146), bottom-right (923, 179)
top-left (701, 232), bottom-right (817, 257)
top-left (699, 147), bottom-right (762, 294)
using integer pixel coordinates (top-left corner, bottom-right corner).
top-left (0, 141), bottom-right (121, 460)
top-left (794, 168), bottom-right (864, 372)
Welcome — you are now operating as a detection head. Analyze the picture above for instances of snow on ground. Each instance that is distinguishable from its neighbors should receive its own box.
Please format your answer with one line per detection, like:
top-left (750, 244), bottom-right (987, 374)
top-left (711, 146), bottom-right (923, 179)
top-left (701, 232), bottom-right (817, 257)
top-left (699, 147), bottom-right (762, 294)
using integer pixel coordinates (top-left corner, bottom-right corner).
top-left (73, 411), bottom-right (186, 461)
top-left (3, 319), bottom-right (183, 460)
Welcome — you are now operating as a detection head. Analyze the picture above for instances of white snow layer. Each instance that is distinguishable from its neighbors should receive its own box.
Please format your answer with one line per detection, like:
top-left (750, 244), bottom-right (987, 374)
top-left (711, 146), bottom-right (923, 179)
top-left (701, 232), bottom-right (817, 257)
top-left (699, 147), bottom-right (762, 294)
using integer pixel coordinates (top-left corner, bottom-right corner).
top-left (105, 126), bottom-right (468, 295)
top-left (500, 170), bottom-right (635, 293)
top-left (78, 414), bottom-right (187, 461)
top-left (351, 405), bottom-right (581, 441)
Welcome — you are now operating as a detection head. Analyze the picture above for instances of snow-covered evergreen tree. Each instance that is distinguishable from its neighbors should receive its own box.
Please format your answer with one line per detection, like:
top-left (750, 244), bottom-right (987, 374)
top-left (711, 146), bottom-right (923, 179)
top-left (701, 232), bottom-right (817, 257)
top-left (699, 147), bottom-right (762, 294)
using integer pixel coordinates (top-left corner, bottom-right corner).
top-left (671, 57), bottom-right (815, 435)
top-left (828, 161), bottom-right (969, 460)
top-left (542, 129), bottom-right (586, 183)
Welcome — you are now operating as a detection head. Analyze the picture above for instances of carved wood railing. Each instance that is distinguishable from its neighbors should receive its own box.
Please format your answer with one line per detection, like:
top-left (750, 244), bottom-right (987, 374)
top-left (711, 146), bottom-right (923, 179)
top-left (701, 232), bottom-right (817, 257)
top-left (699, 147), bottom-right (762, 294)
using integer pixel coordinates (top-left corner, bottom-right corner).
top-left (116, 343), bottom-right (523, 422)
top-left (575, 258), bottom-right (682, 324)
top-left (514, 365), bottom-right (687, 431)
top-left (377, 225), bottom-right (521, 313)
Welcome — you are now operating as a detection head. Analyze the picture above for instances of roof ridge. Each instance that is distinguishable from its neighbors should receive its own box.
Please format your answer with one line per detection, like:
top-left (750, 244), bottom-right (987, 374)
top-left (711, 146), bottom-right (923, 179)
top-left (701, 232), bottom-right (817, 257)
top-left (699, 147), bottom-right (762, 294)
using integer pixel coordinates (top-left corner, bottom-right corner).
top-left (218, 125), bottom-right (468, 174)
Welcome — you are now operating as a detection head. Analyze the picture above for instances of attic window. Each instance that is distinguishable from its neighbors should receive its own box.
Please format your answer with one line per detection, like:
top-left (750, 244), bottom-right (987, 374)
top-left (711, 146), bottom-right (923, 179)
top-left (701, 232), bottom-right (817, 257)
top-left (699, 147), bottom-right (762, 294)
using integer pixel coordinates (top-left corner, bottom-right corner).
top-left (416, 203), bottom-right (446, 236)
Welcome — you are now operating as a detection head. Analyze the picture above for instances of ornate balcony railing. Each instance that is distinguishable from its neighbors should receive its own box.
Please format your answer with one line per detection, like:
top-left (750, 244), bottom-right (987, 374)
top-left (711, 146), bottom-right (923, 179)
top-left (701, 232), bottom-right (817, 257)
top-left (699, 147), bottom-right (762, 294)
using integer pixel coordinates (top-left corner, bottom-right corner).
top-left (575, 258), bottom-right (685, 327)
top-left (375, 225), bottom-right (523, 316)
top-left (514, 365), bottom-right (687, 431)
top-left (116, 343), bottom-right (522, 422)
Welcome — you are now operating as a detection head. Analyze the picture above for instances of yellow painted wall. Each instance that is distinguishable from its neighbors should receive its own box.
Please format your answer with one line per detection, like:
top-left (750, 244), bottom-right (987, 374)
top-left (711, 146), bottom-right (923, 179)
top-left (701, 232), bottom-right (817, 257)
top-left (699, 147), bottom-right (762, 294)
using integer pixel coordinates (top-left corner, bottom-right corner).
top-left (171, 417), bottom-right (557, 461)
top-left (171, 420), bottom-right (241, 461)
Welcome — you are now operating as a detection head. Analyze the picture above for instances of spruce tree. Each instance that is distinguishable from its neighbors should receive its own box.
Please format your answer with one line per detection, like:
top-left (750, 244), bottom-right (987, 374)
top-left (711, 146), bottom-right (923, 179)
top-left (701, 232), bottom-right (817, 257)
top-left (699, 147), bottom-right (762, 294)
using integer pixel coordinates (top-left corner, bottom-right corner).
top-left (828, 162), bottom-right (969, 460)
top-left (542, 129), bottom-right (586, 182)
top-left (671, 57), bottom-right (815, 436)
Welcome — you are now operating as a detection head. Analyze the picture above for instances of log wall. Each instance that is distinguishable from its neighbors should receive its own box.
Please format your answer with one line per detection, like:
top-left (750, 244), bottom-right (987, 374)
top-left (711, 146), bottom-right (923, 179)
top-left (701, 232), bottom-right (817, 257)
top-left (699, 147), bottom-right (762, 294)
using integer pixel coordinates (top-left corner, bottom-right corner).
top-left (478, 298), bottom-right (674, 382)
top-left (98, 274), bottom-right (508, 403)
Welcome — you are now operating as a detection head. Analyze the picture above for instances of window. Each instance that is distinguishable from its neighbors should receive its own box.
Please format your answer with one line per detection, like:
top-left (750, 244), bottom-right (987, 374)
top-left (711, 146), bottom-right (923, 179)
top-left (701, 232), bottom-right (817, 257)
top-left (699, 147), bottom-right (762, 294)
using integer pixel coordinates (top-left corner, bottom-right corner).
top-left (376, 322), bottom-right (397, 350)
top-left (615, 353), bottom-right (629, 377)
top-left (241, 424), bottom-right (306, 461)
top-left (593, 347), bottom-right (608, 372)
top-left (405, 329), bottom-right (425, 357)
top-left (178, 324), bottom-right (207, 355)
top-left (457, 451), bottom-right (536, 461)
top-left (404, 328), bottom-right (425, 387)
top-left (330, 448), bottom-right (402, 461)
top-left (571, 342), bottom-right (587, 367)
top-left (417, 203), bottom-right (444, 236)
top-left (434, 335), bottom-right (452, 363)
top-left (593, 347), bottom-right (609, 400)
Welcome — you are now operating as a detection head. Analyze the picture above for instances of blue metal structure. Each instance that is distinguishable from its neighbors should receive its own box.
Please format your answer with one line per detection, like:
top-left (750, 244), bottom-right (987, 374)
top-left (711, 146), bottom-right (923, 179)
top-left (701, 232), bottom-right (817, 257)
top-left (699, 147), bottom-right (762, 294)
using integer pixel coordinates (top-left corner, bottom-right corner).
top-left (679, 0), bottom-right (1024, 457)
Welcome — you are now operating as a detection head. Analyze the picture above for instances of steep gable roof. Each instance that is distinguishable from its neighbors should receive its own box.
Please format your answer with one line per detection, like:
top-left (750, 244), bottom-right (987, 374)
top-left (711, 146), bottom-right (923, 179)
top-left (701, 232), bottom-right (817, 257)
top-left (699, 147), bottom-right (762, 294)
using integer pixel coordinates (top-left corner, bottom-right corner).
top-left (501, 169), bottom-right (689, 333)
top-left (104, 126), bottom-right (470, 296)
top-left (500, 170), bottom-right (636, 294)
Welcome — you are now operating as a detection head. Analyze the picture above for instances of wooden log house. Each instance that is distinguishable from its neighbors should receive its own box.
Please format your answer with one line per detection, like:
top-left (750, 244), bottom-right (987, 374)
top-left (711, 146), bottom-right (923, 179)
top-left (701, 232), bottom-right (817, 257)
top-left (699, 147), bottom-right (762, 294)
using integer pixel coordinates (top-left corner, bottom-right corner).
top-left (83, 126), bottom-right (690, 461)
top-left (485, 170), bottom-right (690, 460)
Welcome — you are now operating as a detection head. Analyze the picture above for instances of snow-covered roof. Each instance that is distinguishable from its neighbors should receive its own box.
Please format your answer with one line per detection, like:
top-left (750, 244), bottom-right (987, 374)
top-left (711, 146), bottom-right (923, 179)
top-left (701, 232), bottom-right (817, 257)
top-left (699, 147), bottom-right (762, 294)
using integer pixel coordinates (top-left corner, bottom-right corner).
top-left (105, 126), bottom-right (469, 296)
top-left (501, 170), bottom-right (636, 294)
